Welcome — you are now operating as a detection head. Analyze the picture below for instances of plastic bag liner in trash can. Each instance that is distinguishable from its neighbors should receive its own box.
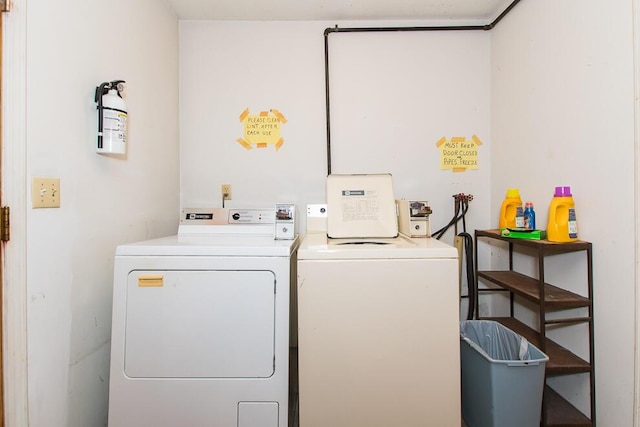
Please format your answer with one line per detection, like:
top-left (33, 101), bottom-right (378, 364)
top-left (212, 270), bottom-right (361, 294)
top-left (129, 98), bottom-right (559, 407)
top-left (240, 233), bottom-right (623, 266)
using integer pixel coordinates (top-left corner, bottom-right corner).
top-left (460, 320), bottom-right (548, 427)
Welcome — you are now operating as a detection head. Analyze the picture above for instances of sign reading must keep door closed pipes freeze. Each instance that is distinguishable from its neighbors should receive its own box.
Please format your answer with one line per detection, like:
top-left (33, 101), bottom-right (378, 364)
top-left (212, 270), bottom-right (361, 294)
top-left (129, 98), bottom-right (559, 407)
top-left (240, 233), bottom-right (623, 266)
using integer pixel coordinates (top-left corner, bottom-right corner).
top-left (437, 135), bottom-right (482, 172)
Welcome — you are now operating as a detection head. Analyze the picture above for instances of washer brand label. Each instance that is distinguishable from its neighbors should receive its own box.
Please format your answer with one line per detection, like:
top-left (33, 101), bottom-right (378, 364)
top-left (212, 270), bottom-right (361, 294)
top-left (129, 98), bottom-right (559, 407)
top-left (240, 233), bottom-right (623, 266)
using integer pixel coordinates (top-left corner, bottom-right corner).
top-left (342, 190), bottom-right (365, 196)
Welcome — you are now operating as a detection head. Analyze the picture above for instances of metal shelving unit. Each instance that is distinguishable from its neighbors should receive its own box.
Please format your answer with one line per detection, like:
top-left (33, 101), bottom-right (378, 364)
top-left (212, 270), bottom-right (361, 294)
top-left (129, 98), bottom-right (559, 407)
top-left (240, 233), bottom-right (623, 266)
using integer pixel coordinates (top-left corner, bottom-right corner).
top-left (474, 229), bottom-right (595, 426)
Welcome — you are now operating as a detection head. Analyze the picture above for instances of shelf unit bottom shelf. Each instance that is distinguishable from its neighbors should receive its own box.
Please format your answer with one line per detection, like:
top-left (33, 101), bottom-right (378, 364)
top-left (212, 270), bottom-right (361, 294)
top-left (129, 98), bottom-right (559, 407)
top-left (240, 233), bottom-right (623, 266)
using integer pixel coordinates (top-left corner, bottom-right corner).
top-left (545, 386), bottom-right (592, 426)
top-left (480, 317), bottom-right (592, 426)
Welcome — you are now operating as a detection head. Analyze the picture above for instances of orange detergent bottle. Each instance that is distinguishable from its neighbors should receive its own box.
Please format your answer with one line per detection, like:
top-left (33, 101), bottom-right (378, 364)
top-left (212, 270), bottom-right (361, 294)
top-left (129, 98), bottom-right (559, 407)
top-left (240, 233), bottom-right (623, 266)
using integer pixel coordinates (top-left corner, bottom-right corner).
top-left (499, 188), bottom-right (523, 229)
top-left (547, 186), bottom-right (578, 242)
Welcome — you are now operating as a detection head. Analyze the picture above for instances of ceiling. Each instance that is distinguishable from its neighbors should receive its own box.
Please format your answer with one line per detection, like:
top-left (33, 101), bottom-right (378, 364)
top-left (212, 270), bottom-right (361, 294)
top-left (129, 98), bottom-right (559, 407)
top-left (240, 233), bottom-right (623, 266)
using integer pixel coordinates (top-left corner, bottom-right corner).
top-left (165, 0), bottom-right (517, 22)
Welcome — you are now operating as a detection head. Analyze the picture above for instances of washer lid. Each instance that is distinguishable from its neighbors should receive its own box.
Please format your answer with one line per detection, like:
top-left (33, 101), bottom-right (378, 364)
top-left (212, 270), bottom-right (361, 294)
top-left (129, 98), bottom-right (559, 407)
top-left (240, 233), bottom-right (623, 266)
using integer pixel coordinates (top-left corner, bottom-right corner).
top-left (116, 234), bottom-right (299, 257)
top-left (297, 233), bottom-right (457, 260)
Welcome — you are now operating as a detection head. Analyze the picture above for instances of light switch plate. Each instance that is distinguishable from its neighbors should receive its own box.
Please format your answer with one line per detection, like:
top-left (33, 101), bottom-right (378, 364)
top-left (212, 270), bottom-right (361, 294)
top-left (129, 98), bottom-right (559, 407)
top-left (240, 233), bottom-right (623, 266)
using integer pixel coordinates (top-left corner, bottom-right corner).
top-left (32, 177), bottom-right (60, 208)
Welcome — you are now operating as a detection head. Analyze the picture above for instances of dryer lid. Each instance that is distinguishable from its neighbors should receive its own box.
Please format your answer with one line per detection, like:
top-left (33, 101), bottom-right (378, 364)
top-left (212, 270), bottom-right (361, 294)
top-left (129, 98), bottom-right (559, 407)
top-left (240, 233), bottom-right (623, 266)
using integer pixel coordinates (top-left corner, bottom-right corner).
top-left (116, 234), bottom-right (299, 257)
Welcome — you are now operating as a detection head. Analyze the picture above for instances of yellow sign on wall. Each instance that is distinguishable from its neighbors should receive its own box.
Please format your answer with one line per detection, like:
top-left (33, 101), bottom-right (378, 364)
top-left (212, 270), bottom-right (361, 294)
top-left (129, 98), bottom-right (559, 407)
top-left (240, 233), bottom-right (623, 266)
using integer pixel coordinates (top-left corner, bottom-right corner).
top-left (436, 135), bottom-right (482, 172)
top-left (237, 108), bottom-right (287, 150)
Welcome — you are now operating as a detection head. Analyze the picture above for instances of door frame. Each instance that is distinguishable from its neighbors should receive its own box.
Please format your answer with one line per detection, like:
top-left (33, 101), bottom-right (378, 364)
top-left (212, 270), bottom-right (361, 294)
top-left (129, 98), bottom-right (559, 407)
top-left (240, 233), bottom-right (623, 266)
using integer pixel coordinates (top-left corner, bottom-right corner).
top-left (635, 0), bottom-right (640, 424)
top-left (2, 0), bottom-right (29, 425)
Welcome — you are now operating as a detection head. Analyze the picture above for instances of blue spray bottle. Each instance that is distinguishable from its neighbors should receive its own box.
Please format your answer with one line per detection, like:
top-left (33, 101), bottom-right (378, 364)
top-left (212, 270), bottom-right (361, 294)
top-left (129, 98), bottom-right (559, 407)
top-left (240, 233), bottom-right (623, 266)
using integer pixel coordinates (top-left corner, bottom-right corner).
top-left (524, 202), bottom-right (536, 230)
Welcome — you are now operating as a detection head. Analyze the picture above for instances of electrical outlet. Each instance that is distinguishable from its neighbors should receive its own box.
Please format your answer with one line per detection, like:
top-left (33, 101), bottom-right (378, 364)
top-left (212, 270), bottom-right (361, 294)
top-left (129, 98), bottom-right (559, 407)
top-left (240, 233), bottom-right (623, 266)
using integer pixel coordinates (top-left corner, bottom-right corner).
top-left (221, 184), bottom-right (232, 201)
top-left (32, 177), bottom-right (61, 208)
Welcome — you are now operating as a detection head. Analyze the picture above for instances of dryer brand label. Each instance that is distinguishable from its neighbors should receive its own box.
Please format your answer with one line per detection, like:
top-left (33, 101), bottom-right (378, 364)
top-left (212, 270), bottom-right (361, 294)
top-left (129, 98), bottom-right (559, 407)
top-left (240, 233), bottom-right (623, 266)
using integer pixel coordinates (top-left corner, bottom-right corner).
top-left (185, 213), bottom-right (214, 220)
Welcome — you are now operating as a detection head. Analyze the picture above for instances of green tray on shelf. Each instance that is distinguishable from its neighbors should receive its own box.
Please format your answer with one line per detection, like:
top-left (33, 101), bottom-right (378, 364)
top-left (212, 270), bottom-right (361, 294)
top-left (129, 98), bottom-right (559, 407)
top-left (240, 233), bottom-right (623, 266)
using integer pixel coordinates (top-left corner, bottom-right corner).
top-left (500, 228), bottom-right (547, 240)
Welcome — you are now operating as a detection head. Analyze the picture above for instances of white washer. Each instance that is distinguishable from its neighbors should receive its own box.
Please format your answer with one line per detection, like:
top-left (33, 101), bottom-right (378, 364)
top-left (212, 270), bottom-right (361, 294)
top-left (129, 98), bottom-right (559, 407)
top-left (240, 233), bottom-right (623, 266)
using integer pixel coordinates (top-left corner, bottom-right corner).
top-left (297, 233), bottom-right (461, 427)
top-left (108, 208), bottom-right (299, 427)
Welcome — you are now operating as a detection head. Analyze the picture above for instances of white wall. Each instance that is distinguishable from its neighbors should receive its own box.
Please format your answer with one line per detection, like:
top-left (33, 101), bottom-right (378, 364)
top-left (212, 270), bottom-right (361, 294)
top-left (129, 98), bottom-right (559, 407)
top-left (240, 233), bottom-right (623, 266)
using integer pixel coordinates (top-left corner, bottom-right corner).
top-left (179, 20), bottom-right (491, 243)
top-left (23, 1), bottom-right (180, 426)
top-left (491, 0), bottom-right (635, 425)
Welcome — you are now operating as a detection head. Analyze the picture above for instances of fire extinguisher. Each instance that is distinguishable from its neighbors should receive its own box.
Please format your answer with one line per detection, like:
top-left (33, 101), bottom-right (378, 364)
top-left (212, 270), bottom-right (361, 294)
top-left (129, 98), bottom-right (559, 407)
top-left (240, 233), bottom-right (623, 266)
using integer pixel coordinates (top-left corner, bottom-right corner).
top-left (94, 80), bottom-right (127, 154)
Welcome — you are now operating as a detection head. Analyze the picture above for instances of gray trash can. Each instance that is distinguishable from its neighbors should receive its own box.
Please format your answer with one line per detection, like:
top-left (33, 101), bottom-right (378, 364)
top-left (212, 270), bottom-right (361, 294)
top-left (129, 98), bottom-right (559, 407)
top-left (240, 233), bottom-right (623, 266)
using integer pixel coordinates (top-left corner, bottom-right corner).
top-left (460, 320), bottom-right (548, 427)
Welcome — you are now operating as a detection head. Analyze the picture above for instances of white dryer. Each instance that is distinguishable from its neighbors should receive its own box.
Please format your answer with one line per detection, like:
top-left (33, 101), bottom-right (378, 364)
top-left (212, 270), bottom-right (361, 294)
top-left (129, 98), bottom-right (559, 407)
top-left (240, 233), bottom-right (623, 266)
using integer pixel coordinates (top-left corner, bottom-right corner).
top-left (108, 208), bottom-right (299, 427)
top-left (297, 232), bottom-right (461, 427)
